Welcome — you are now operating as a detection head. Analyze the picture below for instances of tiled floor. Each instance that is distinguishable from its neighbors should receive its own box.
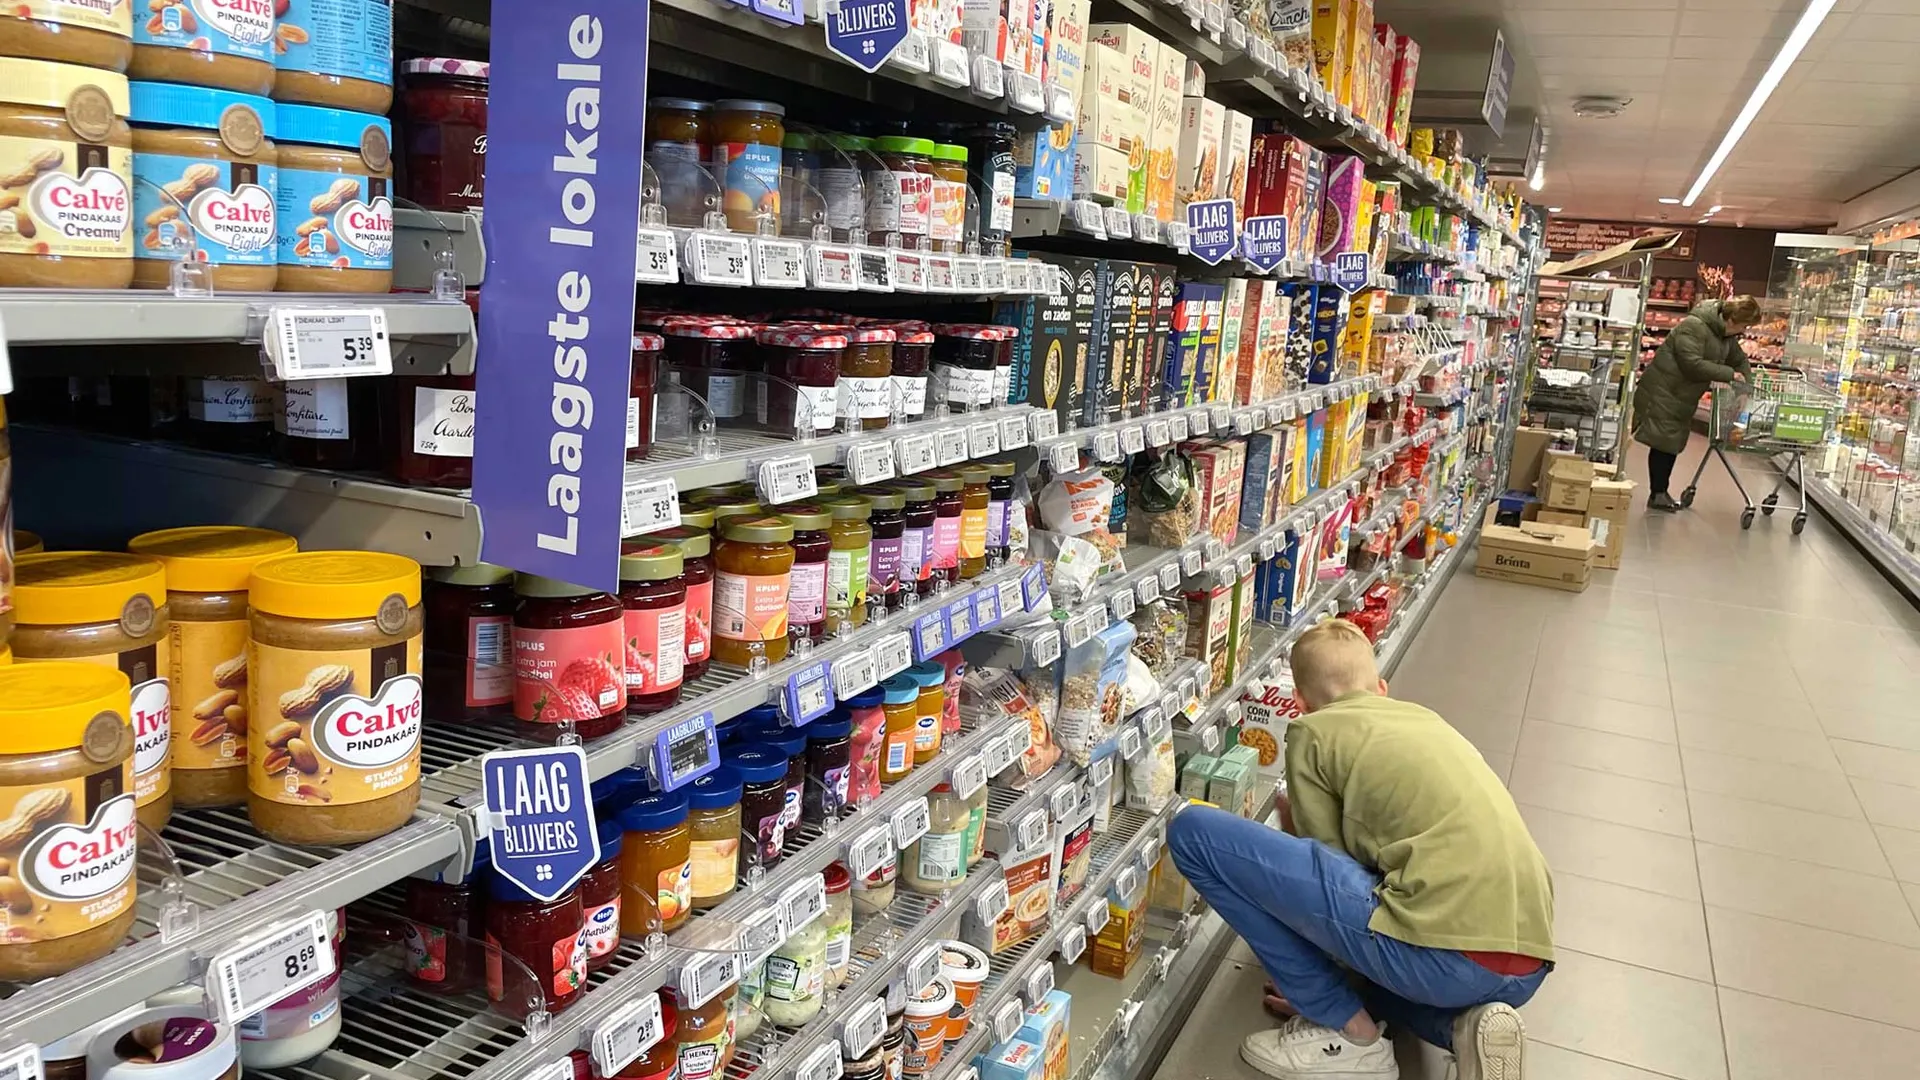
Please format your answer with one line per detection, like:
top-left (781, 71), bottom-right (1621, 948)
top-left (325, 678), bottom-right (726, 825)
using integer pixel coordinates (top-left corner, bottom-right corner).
top-left (1153, 446), bottom-right (1920, 1079)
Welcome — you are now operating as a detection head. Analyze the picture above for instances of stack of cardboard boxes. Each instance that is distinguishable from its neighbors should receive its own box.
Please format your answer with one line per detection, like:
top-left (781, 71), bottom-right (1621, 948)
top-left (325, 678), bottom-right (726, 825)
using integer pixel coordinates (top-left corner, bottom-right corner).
top-left (1479, 431), bottom-right (1637, 590)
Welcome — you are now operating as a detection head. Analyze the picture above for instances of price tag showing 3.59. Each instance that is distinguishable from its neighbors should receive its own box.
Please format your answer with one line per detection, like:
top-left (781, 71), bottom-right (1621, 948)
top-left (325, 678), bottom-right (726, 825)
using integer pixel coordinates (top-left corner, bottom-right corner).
top-left (892, 796), bottom-right (932, 848)
top-left (269, 308), bottom-right (392, 381)
top-left (208, 909), bottom-right (333, 1022)
top-left (686, 231), bottom-right (752, 286)
top-left (635, 227), bottom-right (679, 284)
top-left (936, 427), bottom-right (970, 466)
top-left (591, 993), bottom-right (666, 1076)
top-left (758, 455), bottom-right (817, 505)
top-left (752, 236), bottom-right (806, 288)
top-left (968, 421), bottom-right (1002, 458)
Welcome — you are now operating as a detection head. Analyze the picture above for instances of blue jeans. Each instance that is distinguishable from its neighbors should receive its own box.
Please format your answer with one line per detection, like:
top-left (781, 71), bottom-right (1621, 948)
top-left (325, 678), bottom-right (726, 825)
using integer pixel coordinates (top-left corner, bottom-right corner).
top-left (1167, 806), bottom-right (1549, 1050)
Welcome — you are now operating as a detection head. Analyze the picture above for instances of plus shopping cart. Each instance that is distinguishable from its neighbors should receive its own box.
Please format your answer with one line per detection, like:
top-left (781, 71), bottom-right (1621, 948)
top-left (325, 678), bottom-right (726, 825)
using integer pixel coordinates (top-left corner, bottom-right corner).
top-left (1678, 368), bottom-right (1839, 533)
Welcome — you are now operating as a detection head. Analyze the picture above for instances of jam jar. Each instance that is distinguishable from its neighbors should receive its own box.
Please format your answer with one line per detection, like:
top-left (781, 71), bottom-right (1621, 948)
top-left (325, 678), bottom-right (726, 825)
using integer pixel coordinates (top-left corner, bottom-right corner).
top-left (581, 820), bottom-right (623, 972)
top-left (714, 99), bottom-right (784, 234)
top-left (820, 133), bottom-right (869, 242)
top-left (663, 318), bottom-right (758, 426)
top-left (485, 873), bottom-right (585, 1020)
top-left (423, 564), bottom-right (513, 719)
top-left (803, 714), bottom-right (852, 824)
top-left (404, 854), bottom-right (489, 995)
top-left (889, 325), bottom-right (933, 423)
top-left (698, 495), bottom-right (763, 526)
top-left (840, 327), bottom-right (896, 430)
top-left (927, 472), bottom-right (964, 585)
top-left (511, 575), bottom-right (626, 740)
top-left (399, 59), bottom-right (488, 214)
top-left (181, 377), bottom-right (275, 454)
top-left (755, 326), bottom-right (843, 436)
top-left (965, 122), bottom-right (1016, 255)
top-left (780, 507), bottom-right (832, 641)
top-left (856, 487), bottom-right (906, 610)
top-left (906, 661), bottom-right (945, 763)
top-left (873, 136), bottom-right (933, 249)
top-left (618, 791), bottom-right (691, 936)
top-left (390, 371), bottom-right (476, 488)
top-left (985, 461), bottom-right (1016, 564)
top-left (930, 325), bottom-right (999, 412)
top-left (725, 747), bottom-right (788, 872)
top-left (278, 378), bottom-right (379, 469)
top-left (651, 526), bottom-right (712, 683)
top-left (687, 766), bottom-right (743, 908)
top-left (712, 517), bottom-right (795, 668)
top-left (928, 143), bottom-right (968, 254)
top-left (823, 496), bottom-right (872, 628)
top-left (743, 723), bottom-right (805, 839)
top-left (617, 546), bottom-right (686, 714)
top-left (891, 479), bottom-right (937, 598)
top-left (957, 466), bottom-right (991, 579)
top-left (879, 675), bottom-right (919, 784)
top-left (647, 98), bottom-right (711, 226)
top-left (628, 333), bottom-right (664, 462)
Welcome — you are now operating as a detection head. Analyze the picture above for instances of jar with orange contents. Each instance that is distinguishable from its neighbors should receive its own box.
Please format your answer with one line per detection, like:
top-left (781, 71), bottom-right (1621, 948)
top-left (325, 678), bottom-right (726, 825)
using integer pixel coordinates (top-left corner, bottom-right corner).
top-left (905, 661), bottom-right (945, 764)
top-left (879, 674), bottom-right (918, 784)
top-left (956, 466), bottom-right (991, 579)
top-left (713, 100), bottom-right (784, 234)
top-left (712, 517), bottom-right (794, 668)
top-left (618, 791), bottom-right (691, 937)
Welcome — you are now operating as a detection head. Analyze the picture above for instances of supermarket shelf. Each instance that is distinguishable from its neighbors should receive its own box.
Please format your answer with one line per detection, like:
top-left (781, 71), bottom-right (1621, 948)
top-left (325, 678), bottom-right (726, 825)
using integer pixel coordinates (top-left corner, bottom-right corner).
top-left (1375, 495), bottom-right (1490, 678)
top-left (0, 289), bottom-right (474, 346)
top-left (1778, 462), bottom-right (1920, 604)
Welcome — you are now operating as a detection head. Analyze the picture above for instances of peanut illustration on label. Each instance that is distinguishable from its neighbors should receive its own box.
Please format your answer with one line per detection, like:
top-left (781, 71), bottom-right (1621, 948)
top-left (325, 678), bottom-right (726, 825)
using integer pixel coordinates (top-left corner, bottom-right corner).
top-left (278, 663), bottom-right (352, 717)
top-left (0, 789), bottom-right (70, 851)
top-left (308, 177), bottom-right (359, 216)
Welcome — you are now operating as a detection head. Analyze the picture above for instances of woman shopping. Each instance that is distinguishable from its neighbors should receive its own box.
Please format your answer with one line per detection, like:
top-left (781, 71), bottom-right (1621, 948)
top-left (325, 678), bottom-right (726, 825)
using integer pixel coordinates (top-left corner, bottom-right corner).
top-left (1631, 295), bottom-right (1759, 511)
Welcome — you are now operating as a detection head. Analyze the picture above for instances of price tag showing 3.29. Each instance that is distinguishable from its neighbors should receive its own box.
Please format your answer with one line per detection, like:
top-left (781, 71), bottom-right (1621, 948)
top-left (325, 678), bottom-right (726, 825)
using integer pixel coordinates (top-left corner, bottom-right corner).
top-left (620, 476), bottom-right (680, 538)
top-left (758, 454), bottom-right (817, 505)
top-left (208, 910), bottom-right (333, 1022)
top-left (635, 227), bottom-right (679, 284)
top-left (269, 308), bottom-right (392, 381)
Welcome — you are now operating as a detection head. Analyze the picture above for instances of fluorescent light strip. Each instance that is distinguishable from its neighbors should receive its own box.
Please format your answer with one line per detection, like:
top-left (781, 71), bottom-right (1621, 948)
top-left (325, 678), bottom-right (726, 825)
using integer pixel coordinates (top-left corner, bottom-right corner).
top-left (1683, 0), bottom-right (1836, 207)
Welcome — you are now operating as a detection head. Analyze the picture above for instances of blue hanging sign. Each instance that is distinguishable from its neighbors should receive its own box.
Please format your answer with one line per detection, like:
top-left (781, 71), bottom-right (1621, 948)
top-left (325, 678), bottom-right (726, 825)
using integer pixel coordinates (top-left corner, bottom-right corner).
top-left (1331, 251), bottom-right (1371, 295)
top-left (825, 0), bottom-right (910, 73)
top-left (1241, 215), bottom-right (1289, 273)
top-left (482, 745), bottom-right (601, 901)
top-left (472, 4), bottom-right (649, 593)
top-left (1186, 199), bottom-right (1237, 265)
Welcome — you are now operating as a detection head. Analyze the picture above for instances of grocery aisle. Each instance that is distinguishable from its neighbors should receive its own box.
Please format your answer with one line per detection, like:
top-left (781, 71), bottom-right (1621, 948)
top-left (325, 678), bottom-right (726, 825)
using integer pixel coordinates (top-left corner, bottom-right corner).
top-left (1154, 446), bottom-right (1920, 1080)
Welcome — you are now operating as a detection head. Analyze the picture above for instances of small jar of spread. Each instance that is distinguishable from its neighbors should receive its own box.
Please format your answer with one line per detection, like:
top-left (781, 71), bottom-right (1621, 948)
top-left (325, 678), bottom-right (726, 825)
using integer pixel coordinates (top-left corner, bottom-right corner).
top-left (819, 133), bottom-right (869, 242)
top-left (511, 574), bottom-right (626, 741)
top-left (903, 783), bottom-right (968, 895)
top-left (646, 98), bottom-right (712, 227)
top-left (0, 59), bottom-right (136, 288)
top-left (128, 82), bottom-right (278, 291)
top-left (127, 526), bottom-right (297, 810)
top-left (663, 317), bottom-right (758, 425)
top-left (843, 686), bottom-right (886, 807)
top-left (755, 326), bottom-right (843, 436)
top-left (932, 324), bottom-right (1001, 411)
top-left (673, 982), bottom-right (737, 1080)
top-left (928, 472), bottom-right (965, 584)
top-left (485, 873), bottom-right (585, 1019)
top-left (905, 661), bottom-right (946, 763)
top-left (13, 551), bottom-right (172, 832)
top-left (619, 790), bottom-right (691, 936)
top-left (957, 466), bottom-right (991, 579)
top-left (277, 377), bottom-right (378, 470)
top-left (272, 103), bottom-right (392, 293)
top-left (272, 0), bottom-right (394, 115)
top-left (858, 487), bottom-right (905, 610)
top-left (985, 460), bottom-right (1016, 564)
top-left (891, 479), bottom-right (937, 597)
top-left (782, 131), bottom-right (818, 219)
top-left (403, 854), bottom-right (488, 995)
top-left (422, 563), bottom-right (513, 720)
top-left (390, 368), bottom-right (476, 488)
top-left (697, 495), bottom-right (763, 527)
top-left (763, 905), bottom-right (826, 1027)
top-left (823, 496), bottom-right (872, 629)
top-left (929, 143), bottom-right (968, 253)
top-left (0, 1), bottom-right (131, 71)
top-left (713, 99), bottom-right (783, 233)
top-left (130, 0), bottom-right (273, 96)
top-left (90, 1007), bottom-right (239, 1080)
top-left (803, 713), bottom-right (852, 824)
top-left (712, 517), bottom-right (794, 668)
top-left (629, 333), bottom-right (663, 461)
top-left (399, 58), bottom-right (486, 214)
top-left (0, 663), bottom-right (136, 981)
top-left (649, 525), bottom-right (712, 684)
top-left (840, 327), bottom-right (895, 429)
top-left (879, 674), bottom-right (918, 784)
top-left (890, 324), bottom-right (933, 422)
top-left (823, 862), bottom-right (853, 987)
top-left (581, 820), bottom-right (623, 972)
top-left (780, 506), bottom-right (832, 642)
top-left (182, 377), bottom-right (274, 453)
top-left (617, 545), bottom-right (686, 715)
top-left (873, 136), bottom-right (933, 248)
top-left (686, 766), bottom-right (741, 909)
top-left (725, 747), bottom-right (788, 872)
top-left (745, 723), bottom-right (804, 840)
top-left (246, 551), bottom-right (422, 845)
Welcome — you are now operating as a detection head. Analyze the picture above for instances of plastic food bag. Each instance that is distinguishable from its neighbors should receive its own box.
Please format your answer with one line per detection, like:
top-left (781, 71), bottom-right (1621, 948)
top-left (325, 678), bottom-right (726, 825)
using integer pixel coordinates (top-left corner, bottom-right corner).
top-left (1034, 531), bottom-right (1107, 605)
top-left (1128, 450), bottom-right (1201, 549)
top-left (1130, 598), bottom-right (1187, 677)
top-left (1120, 654), bottom-right (1161, 716)
top-left (1124, 726), bottom-right (1177, 810)
top-left (962, 665), bottom-right (1061, 786)
top-left (1058, 620), bottom-right (1137, 766)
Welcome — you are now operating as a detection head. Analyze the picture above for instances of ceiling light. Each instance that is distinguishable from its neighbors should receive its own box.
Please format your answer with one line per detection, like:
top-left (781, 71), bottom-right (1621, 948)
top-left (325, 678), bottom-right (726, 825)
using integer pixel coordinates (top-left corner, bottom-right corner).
top-left (1530, 164), bottom-right (1544, 191)
top-left (1659, 198), bottom-right (1681, 205)
top-left (1709, 205), bottom-right (1724, 213)
top-left (1684, 0), bottom-right (1837, 206)
top-left (1548, 207), bottom-right (1563, 212)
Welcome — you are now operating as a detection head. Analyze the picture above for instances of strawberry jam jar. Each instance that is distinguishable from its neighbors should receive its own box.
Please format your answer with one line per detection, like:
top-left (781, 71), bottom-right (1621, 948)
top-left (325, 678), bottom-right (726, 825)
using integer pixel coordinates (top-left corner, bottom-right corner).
top-left (617, 546), bottom-right (686, 715)
top-left (511, 574), bottom-right (627, 740)
top-left (399, 58), bottom-right (487, 213)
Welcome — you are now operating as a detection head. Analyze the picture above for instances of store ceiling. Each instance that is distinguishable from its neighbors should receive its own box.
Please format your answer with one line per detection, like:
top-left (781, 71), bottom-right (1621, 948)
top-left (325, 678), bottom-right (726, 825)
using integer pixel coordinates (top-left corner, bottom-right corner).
top-left (1376, 0), bottom-right (1920, 230)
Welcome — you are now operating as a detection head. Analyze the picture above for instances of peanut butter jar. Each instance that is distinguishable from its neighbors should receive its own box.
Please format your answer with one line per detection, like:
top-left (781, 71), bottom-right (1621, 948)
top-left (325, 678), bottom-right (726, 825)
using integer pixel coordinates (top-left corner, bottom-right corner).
top-left (13, 551), bottom-right (172, 833)
top-left (272, 103), bottom-right (389, 293)
top-left (128, 526), bottom-right (297, 809)
top-left (0, 0), bottom-right (132, 72)
top-left (246, 551), bottom-right (422, 846)
top-left (130, 0), bottom-right (274, 96)
top-left (0, 662), bottom-right (138, 982)
top-left (0, 58), bottom-right (135, 288)
top-left (129, 82), bottom-right (278, 291)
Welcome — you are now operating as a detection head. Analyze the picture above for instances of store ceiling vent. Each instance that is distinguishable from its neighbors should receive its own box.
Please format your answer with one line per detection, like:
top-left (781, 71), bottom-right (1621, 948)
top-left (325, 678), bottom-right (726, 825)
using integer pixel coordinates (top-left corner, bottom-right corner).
top-left (1572, 96), bottom-right (1631, 119)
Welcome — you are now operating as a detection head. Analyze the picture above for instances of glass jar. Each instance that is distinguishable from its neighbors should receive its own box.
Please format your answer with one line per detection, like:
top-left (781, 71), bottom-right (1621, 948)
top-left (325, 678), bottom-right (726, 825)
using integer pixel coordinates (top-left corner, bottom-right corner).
top-left (957, 466), bottom-right (991, 579)
top-left (928, 472), bottom-right (964, 585)
top-left (725, 747), bottom-right (789, 872)
top-left (755, 326), bottom-right (843, 436)
top-left (929, 143), bottom-right (968, 253)
top-left (891, 479), bottom-right (937, 597)
top-left (964, 781), bottom-right (989, 866)
top-left (906, 661), bottom-right (945, 763)
top-left (843, 685), bottom-right (886, 807)
top-left (646, 98), bottom-right (709, 166)
top-left (988, 326), bottom-right (1015, 408)
top-left (931, 325), bottom-right (999, 412)
top-left (820, 133), bottom-right (869, 242)
top-left (714, 99), bottom-right (785, 234)
top-left (399, 59), bottom-right (488, 214)
top-left (764, 908), bottom-right (827, 1028)
top-left (618, 996), bottom-right (679, 1080)
top-left (855, 844), bottom-right (896, 915)
top-left (803, 713), bottom-right (852, 824)
top-left (629, 333), bottom-right (663, 462)
top-left (581, 821), bottom-right (622, 972)
top-left (652, 526), bottom-right (713, 683)
top-left (744, 722), bottom-right (805, 840)
top-left (823, 497), bottom-right (873, 630)
top-left (873, 136), bottom-right (933, 249)
top-left (966, 122), bottom-right (1016, 255)
top-left (782, 131), bottom-right (819, 219)
top-left (841, 327), bottom-right (896, 430)
top-left (485, 876), bottom-right (585, 1019)
top-left (278, 378), bottom-right (379, 469)
top-left (891, 326), bottom-right (933, 422)
top-left (823, 862), bottom-right (853, 989)
top-left (618, 545), bottom-right (687, 714)
top-left (673, 983), bottom-right (737, 1080)
top-left (857, 487), bottom-right (906, 610)
top-left (687, 767), bottom-right (743, 909)
top-left (182, 377), bottom-right (275, 453)
top-left (713, 517), bottom-right (795, 668)
top-left (698, 495), bottom-right (764, 526)
top-left (879, 674), bottom-right (919, 784)
top-left (937, 650), bottom-right (965, 739)
top-left (512, 575), bottom-right (626, 740)
top-left (780, 507), bottom-right (832, 641)
top-left (391, 371), bottom-right (476, 487)
top-left (985, 460), bottom-right (1016, 565)
top-left (663, 317), bottom-right (758, 425)
top-left (404, 863), bottom-right (486, 995)
top-left (904, 784), bottom-right (970, 896)
top-left (422, 563), bottom-right (514, 721)
top-left (619, 791), bottom-right (691, 936)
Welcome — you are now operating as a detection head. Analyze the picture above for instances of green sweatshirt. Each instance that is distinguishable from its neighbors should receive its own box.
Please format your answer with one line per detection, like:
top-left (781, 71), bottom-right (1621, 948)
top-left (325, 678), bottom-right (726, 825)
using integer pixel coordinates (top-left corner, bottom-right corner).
top-left (1285, 690), bottom-right (1555, 960)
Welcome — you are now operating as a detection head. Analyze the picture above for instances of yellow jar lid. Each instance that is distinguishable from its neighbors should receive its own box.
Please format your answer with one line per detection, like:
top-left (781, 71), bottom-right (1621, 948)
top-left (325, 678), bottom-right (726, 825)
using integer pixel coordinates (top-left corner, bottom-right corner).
top-left (128, 526), bottom-right (298, 593)
top-left (0, 58), bottom-right (130, 119)
top-left (12, 529), bottom-right (42, 555)
top-left (249, 551), bottom-right (422, 621)
top-left (0, 662), bottom-right (131, 754)
top-left (15, 552), bottom-right (166, 627)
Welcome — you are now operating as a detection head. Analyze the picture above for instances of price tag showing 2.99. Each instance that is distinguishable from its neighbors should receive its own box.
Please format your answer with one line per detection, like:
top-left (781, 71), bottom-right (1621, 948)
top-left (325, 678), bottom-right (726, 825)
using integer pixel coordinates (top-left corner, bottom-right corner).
top-left (208, 910), bottom-right (334, 1022)
top-left (269, 308), bottom-right (393, 381)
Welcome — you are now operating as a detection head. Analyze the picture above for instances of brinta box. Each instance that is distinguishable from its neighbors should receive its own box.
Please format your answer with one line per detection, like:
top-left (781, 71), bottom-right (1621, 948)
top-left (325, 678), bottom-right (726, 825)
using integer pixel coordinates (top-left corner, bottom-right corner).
top-left (1475, 514), bottom-right (1596, 592)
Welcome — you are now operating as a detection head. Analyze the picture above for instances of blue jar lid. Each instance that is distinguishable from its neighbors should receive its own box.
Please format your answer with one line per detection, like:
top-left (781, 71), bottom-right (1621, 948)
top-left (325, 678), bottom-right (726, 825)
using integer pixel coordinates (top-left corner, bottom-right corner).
top-left (882, 674), bottom-right (920, 705)
top-left (688, 766), bottom-right (743, 809)
top-left (808, 711), bottom-right (854, 740)
top-left (597, 817), bottom-right (624, 859)
top-left (745, 724), bottom-right (806, 758)
top-left (846, 685), bottom-right (886, 709)
top-left (724, 747), bottom-right (790, 784)
top-left (129, 82), bottom-right (276, 138)
top-left (736, 702), bottom-right (782, 729)
top-left (274, 102), bottom-right (392, 152)
top-left (618, 790), bottom-right (689, 834)
top-left (907, 661), bottom-right (946, 688)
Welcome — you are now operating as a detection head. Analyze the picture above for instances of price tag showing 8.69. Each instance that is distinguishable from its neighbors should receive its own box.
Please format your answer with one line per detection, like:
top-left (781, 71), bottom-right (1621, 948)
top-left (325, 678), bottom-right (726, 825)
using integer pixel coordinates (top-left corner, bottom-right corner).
top-left (269, 308), bottom-right (392, 381)
top-left (208, 909), bottom-right (333, 1022)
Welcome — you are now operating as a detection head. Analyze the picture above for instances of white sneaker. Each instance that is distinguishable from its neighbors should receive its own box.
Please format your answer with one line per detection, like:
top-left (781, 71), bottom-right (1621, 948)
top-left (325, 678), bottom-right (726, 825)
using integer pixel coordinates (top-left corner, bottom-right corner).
top-left (1239, 1016), bottom-right (1400, 1079)
top-left (1451, 1003), bottom-right (1525, 1080)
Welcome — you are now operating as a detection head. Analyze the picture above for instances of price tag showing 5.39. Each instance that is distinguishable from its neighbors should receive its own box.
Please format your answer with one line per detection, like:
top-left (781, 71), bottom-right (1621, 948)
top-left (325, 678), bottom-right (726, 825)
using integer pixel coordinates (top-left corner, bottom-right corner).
top-left (269, 308), bottom-right (392, 381)
top-left (208, 909), bottom-right (333, 1022)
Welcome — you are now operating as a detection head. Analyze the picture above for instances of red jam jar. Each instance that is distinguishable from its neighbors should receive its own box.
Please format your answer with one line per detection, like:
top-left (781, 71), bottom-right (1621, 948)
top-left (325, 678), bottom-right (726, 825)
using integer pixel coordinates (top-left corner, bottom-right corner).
top-left (662, 317), bottom-right (758, 426)
top-left (781, 505), bottom-right (833, 641)
top-left (391, 373), bottom-right (477, 487)
top-left (424, 563), bottom-right (514, 718)
top-left (404, 865), bottom-right (487, 995)
top-left (651, 523), bottom-right (713, 683)
top-left (755, 326), bottom-right (843, 436)
top-left (928, 471), bottom-right (965, 585)
top-left (485, 874), bottom-right (585, 1019)
top-left (629, 333), bottom-right (663, 462)
top-left (889, 325), bottom-right (933, 423)
top-left (401, 58), bottom-right (489, 213)
top-left (840, 327), bottom-right (896, 430)
top-left (581, 821), bottom-right (623, 973)
top-left (512, 574), bottom-right (628, 740)
top-left (617, 545), bottom-right (688, 714)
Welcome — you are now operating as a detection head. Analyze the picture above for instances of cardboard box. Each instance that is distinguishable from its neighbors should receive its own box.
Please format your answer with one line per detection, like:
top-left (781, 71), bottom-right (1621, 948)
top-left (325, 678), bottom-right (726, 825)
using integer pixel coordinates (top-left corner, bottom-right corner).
top-left (1588, 478), bottom-right (1635, 570)
top-left (1311, 0), bottom-right (1343, 96)
top-left (980, 1040), bottom-right (1047, 1080)
top-left (1217, 277), bottom-right (1249, 403)
top-left (1385, 29), bottom-right (1420, 147)
top-left (1317, 152), bottom-right (1365, 261)
top-left (1088, 23), bottom-right (1155, 211)
top-left (996, 257), bottom-right (1078, 422)
top-left (1540, 453), bottom-right (1596, 512)
top-left (1074, 142), bottom-right (1130, 203)
top-left (1222, 108), bottom-right (1254, 215)
top-left (1094, 259), bottom-right (1134, 424)
top-left (1147, 41), bottom-right (1186, 221)
top-left (1537, 509), bottom-right (1586, 529)
top-left (1589, 477), bottom-right (1634, 514)
top-left (1123, 261), bottom-right (1154, 419)
top-left (1065, 254), bottom-right (1101, 426)
top-left (1270, 0), bottom-right (1313, 71)
top-left (1148, 263), bottom-right (1176, 411)
top-left (1176, 95), bottom-right (1225, 207)
top-left (1015, 123), bottom-right (1076, 199)
top-left (1295, 146), bottom-right (1326, 261)
top-left (1045, 0), bottom-right (1090, 99)
top-left (1078, 41), bottom-right (1136, 153)
top-left (1507, 427), bottom-right (1558, 491)
top-left (1338, 0), bottom-right (1370, 108)
top-left (1476, 516), bottom-right (1596, 592)
top-left (1247, 131), bottom-right (1309, 221)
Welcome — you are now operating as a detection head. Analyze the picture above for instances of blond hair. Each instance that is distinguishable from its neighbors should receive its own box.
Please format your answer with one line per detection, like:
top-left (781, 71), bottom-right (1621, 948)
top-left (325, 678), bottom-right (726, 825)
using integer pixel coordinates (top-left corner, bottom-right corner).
top-left (1288, 619), bottom-right (1380, 708)
top-left (1720, 295), bottom-right (1761, 326)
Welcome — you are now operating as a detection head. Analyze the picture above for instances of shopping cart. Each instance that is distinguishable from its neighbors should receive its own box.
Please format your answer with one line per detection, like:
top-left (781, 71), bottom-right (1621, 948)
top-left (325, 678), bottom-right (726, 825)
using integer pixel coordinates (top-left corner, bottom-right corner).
top-left (1679, 368), bottom-right (1839, 533)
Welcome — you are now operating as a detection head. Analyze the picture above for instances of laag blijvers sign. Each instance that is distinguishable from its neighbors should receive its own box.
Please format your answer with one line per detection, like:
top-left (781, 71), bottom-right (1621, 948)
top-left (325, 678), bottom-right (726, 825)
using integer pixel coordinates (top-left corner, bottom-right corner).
top-left (825, 0), bottom-right (909, 72)
top-left (1186, 199), bottom-right (1237, 265)
top-left (473, 2), bottom-right (647, 593)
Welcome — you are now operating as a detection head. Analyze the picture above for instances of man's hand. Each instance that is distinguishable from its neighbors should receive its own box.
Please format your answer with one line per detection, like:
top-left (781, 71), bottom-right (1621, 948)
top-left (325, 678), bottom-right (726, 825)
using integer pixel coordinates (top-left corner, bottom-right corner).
top-left (1275, 789), bottom-right (1294, 835)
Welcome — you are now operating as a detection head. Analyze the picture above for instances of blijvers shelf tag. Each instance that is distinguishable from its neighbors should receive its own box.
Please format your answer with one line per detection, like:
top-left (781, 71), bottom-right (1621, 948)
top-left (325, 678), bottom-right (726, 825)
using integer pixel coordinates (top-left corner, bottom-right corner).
top-left (480, 745), bottom-right (601, 901)
top-left (651, 712), bottom-right (719, 791)
top-left (1048, 781), bottom-right (1077, 821)
top-left (784, 660), bottom-right (835, 725)
top-left (269, 308), bottom-right (393, 381)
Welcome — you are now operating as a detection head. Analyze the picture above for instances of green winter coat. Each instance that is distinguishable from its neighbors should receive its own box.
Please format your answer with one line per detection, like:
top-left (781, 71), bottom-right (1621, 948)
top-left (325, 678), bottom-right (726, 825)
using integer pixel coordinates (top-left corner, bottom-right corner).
top-left (1631, 299), bottom-right (1751, 455)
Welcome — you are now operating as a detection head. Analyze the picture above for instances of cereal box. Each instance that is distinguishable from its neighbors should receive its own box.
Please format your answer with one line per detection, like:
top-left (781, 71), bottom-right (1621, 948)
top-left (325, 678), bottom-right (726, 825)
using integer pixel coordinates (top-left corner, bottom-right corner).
top-left (1184, 577), bottom-right (1236, 690)
top-left (1015, 123), bottom-right (1076, 199)
top-left (1230, 277), bottom-right (1267, 406)
top-left (1303, 407), bottom-right (1326, 492)
top-left (1089, 23), bottom-right (1155, 211)
top-left (1238, 673), bottom-right (1304, 768)
top-left (1192, 281), bottom-right (1226, 403)
top-left (1222, 108), bottom-right (1254, 218)
top-left (1257, 283), bottom-right (1291, 396)
top-left (1307, 282), bottom-right (1343, 383)
top-left (991, 843), bottom-right (1056, 952)
top-left (1311, 0), bottom-right (1344, 96)
top-left (1218, 278), bottom-right (1249, 404)
top-left (1386, 28), bottom-right (1419, 148)
top-left (1046, 0), bottom-right (1090, 99)
top-left (1078, 40), bottom-right (1132, 152)
top-left (1075, 143), bottom-right (1130, 203)
top-left (1248, 131), bottom-right (1309, 222)
top-left (1316, 152), bottom-right (1364, 261)
top-left (1176, 95), bottom-right (1225, 206)
top-left (1240, 428), bottom-right (1290, 529)
top-left (1294, 146), bottom-right (1326, 263)
top-left (1147, 40), bottom-right (1186, 220)
top-left (1149, 266), bottom-right (1177, 411)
